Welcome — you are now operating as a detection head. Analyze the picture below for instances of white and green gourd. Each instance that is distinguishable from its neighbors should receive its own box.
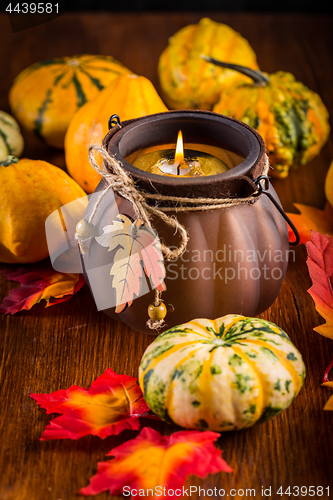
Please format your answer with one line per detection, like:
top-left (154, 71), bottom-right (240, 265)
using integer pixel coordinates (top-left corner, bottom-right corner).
top-left (0, 110), bottom-right (24, 161)
top-left (139, 315), bottom-right (305, 431)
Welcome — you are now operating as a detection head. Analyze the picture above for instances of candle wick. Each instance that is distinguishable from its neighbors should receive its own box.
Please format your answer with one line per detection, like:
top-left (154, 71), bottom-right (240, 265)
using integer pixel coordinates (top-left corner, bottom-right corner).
top-left (173, 159), bottom-right (180, 176)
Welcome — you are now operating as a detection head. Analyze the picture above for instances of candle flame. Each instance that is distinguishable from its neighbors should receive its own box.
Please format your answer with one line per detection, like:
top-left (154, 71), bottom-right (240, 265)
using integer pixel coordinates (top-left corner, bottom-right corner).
top-left (175, 130), bottom-right (184, 165)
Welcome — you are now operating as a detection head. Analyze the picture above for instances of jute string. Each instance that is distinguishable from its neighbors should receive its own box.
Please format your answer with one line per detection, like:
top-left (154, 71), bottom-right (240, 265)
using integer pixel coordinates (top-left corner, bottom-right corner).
top-left (75, 143), bottom-right (270, 329)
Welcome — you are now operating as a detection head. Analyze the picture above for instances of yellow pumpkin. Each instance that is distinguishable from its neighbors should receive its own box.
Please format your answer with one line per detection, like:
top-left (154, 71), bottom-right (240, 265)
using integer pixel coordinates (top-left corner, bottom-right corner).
top-left (158, 17), bottom-right (259, 110)
top-left (325, 160), bottom-right (333, 208)
top-left (0, 156), bottom-right (87, 263)
top-left (139, 315), bottom-right (305, 431)
top-left (0, 110), bottom-right (24, 161)
top-left (9, 55), bottom-right (132, 149)
top-left (65, 74), bottom-right (168, 193)
top-left (212, 63), bottom-right (330, 178)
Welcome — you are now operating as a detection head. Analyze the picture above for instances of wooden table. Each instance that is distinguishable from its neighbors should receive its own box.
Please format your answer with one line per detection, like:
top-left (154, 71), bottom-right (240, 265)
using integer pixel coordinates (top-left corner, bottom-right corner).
top-left (0, 11), bottom-right (333, 500)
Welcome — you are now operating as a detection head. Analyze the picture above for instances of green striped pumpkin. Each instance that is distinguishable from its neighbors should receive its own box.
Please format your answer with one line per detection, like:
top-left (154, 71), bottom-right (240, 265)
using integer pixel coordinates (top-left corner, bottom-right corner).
top-left (0, 111), bottom-right (24, 161)
top-left (9, 55), bottom-right (132, 149)
top-left (139, 315), bottom-right (305, 431)
top-left (213, 71), bottom-right (330, 178)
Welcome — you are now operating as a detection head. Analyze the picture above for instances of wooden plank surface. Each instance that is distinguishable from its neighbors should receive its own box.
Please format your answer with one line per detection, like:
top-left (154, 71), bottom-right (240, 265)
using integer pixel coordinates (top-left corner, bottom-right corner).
top-left (0, 11), bottom-right (333, 500)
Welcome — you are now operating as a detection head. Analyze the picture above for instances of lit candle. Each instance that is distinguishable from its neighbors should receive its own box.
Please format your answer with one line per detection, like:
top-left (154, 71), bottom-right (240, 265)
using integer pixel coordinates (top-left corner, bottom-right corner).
top-left (129, 130), bottom-right (232, 177)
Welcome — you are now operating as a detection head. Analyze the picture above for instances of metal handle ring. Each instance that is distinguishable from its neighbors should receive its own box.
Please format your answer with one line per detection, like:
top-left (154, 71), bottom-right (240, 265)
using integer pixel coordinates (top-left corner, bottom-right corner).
top-left (253, 175), bottom-right (269, 197)
top-left (253, 175), bottom-right (300, 246)
top-left (108, 114), bottom-right (122, 130)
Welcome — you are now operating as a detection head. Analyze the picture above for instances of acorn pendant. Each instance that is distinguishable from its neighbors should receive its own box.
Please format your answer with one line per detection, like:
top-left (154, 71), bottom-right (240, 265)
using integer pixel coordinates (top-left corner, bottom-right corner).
top-left (75, 219), bottom-right (95, 254)
top-left (75, 219), bottom-right (95, 238)
top-left (148, 301), bottom-right (167, 321)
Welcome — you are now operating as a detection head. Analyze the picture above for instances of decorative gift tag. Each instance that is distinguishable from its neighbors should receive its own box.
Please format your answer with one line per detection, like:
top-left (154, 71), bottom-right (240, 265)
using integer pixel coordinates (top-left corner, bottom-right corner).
top-left (95, 214), bottom-right (165, 313)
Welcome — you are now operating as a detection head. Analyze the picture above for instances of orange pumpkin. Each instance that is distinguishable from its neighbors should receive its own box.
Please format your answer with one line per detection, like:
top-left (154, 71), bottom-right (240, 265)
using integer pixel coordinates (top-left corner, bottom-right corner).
top-left (65, 74), bottom-right (168, 193)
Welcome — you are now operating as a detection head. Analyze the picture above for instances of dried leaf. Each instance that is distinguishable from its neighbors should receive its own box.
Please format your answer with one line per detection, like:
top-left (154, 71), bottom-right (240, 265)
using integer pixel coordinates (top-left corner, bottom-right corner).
top-left (80, 427), bottom-right (232, 497)
top-left (322, 359), bottom-right (333, 410)
top-left (322, 383), bottom-right (333, 410)
top-left (323, 358), bottom-right (333, 383)
top-left (306, 231), bottom-right (333, 339)
top-left (286, 203), bottom-right (333, 244)
top-left (0, 260), bottom-right (85, 314)
top-left (30, 369), bottom-right (149, 440)
top-left (96, 215), bottom-right (165, 312)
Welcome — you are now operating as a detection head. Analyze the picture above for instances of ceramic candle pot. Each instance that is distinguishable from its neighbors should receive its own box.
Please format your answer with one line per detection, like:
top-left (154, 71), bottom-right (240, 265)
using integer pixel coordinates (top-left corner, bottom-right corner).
top-left (81, 110), bottom-right (289, 334)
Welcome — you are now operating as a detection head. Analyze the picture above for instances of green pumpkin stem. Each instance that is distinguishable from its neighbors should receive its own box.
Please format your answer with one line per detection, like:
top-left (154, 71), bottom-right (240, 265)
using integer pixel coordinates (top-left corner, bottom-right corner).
top-left (201, 55), bottom-right (270, 86)
top-left (0, 155), bottom-right (19, 167)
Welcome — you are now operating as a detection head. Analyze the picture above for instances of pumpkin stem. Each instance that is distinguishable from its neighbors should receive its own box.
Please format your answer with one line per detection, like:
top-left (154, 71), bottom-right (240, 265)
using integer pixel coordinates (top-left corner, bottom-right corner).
top-left (200, 55), bottom-right (270, 87)
top-left (0, 155), bottom-right (19, 167)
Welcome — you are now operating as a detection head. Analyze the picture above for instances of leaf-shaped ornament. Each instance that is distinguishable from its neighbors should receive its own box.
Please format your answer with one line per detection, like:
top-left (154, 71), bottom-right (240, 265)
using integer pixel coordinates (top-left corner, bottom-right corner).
top-left (95, 215), bottom-right (165, 312)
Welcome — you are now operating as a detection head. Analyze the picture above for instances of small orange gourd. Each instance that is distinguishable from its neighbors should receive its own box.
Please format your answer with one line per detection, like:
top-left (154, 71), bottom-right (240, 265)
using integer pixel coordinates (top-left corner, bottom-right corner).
top-left (325, 160), bottom-right (333, 208)
top-left (0, 156), bottom-right (87, 263)
top-left (158, 18), bottom-right (259, 110)
top-left (65, 74), bottom-right (168, 193)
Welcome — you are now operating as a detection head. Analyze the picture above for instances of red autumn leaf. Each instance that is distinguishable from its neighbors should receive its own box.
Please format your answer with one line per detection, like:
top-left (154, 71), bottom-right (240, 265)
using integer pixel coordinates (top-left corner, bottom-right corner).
top-left (323, 358), bottom-right (333, 383)
top-left (95, 214), bottom-right (165, 313)
top-left (306, 230), bottom-right (333, 339)
top-left (31, 369), bottom-right (149, 440)
top-left (80, 427), bottom-right (232, 497)
top-left (286, 203), bottom-right (333, 244)
top-left (0, 260), bottom-right (85, 314)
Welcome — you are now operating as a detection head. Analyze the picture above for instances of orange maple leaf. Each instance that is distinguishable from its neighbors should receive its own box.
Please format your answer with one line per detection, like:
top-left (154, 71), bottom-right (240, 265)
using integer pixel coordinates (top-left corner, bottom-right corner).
top-left (0, 260), bottom-right (85, 314)
top-left (286, 203), bottom-right (333, 244)
top-left (306, 231), bottom-right (333, 339)
top-left (31, 369), bottom-right (149, 440)
top-left (80, 427), bottom-right (232, 497)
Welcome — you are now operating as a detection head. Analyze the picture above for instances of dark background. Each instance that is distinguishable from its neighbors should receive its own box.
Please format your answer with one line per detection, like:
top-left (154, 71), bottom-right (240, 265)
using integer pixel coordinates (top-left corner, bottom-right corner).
top-left (63, 0), bottom-right (331, 11)
top-left (51, 0), bottom-right (333, 12)
top-left (1, 0), bottom-right (332, 11)
top-left (1, 0), bottom-right (331, 34)
top-left (1, 0), bottom-right (331, 33)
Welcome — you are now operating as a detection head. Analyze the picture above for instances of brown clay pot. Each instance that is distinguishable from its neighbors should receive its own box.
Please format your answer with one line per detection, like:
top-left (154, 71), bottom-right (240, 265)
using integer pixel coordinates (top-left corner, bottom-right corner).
top-left (82, 110), bottom-right (289, 334)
